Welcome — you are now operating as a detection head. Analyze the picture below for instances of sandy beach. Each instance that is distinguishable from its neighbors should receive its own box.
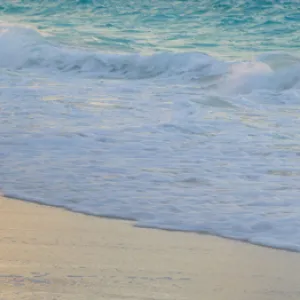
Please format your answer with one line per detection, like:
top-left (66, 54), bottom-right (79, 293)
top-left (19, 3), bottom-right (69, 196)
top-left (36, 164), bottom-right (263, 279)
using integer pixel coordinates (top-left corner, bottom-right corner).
top-left (1, 195), bottom-right (300, 300)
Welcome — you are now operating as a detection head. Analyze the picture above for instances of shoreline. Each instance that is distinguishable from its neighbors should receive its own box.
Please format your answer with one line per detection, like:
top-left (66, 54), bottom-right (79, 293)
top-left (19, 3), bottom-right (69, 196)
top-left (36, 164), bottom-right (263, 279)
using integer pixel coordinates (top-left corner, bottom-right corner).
top-left (1, 195), bottom-right (300, 299)
top-left (3, 194), bottom-right (299, 254)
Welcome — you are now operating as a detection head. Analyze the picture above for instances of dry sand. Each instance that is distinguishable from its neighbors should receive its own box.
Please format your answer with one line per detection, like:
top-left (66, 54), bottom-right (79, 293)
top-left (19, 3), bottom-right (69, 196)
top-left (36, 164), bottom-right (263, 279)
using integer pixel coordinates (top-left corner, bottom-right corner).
top-left (1, 195), bottom-right (300, 300)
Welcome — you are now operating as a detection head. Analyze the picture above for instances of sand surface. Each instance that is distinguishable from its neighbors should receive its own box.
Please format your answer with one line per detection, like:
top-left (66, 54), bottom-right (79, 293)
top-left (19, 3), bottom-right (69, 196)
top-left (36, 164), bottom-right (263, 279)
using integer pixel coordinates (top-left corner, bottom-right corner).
top-left (1, 195), bottom-right (300, 300)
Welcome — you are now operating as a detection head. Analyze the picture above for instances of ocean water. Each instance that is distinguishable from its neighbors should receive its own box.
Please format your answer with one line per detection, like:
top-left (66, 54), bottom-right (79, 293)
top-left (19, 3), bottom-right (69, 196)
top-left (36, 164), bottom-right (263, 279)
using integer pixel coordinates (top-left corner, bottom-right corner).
top-left (2, 0), bottom-right (300, 251)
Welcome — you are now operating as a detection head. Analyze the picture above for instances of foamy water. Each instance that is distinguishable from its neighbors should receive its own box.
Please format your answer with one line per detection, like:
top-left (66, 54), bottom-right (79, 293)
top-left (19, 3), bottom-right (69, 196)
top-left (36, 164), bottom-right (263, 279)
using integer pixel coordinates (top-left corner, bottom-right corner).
top-left (2, 0), bottom-right (300, 251)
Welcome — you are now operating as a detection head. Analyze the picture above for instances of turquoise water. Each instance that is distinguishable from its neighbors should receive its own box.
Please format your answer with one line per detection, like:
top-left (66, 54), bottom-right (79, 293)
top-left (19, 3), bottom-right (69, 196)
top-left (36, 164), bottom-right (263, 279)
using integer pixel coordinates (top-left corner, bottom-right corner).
top-left (3, 0), bottom-right (300, 56)
top-left (2, 0), bottom-right (300, 251)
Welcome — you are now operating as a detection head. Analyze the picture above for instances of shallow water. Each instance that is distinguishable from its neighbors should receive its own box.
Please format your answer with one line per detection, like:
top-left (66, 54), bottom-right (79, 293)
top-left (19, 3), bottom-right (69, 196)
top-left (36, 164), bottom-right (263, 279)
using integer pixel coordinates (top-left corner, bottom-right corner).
top-left (1, 0), bottom-right (300, 251)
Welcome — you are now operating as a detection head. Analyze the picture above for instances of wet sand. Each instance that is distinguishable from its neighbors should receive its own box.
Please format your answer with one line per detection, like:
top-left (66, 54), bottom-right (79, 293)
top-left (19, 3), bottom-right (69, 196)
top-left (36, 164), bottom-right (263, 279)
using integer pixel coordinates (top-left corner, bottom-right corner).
top-left (1, 195), bottom-right (300, 300)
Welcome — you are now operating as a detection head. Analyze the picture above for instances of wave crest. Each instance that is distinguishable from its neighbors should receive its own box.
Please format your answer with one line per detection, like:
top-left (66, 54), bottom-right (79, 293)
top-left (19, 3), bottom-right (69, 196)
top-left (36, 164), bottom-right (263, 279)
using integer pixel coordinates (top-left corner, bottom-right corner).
top-left (1, 24), bottom-right (300, 94)
top-left (0, 24), bottom-right (227, 80)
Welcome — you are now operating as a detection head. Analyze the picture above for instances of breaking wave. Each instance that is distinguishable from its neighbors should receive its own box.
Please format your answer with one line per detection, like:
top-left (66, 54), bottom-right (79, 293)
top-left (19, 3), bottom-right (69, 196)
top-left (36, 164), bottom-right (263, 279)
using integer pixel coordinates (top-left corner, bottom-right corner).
top-left (1, 23), bottom-right (300, 93)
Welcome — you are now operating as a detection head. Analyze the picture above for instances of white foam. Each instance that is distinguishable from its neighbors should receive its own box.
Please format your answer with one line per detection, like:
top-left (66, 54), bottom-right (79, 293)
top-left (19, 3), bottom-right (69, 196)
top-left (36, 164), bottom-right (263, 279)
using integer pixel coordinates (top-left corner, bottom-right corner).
top-left (2, 24), bottom-right (300, 252)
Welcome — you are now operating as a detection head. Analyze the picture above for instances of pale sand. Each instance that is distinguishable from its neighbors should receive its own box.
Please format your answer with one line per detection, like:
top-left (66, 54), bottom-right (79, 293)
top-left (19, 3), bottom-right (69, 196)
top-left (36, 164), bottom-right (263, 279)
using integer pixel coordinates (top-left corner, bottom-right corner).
top-left (1, 196), bottom-right (300, 300)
